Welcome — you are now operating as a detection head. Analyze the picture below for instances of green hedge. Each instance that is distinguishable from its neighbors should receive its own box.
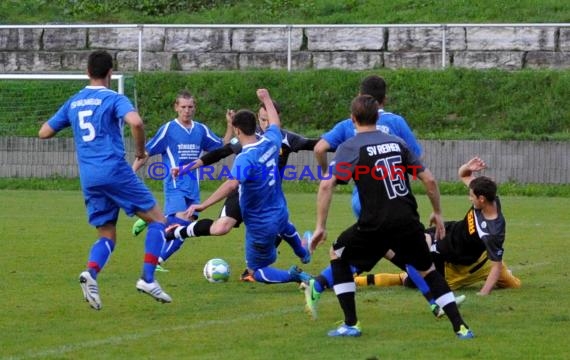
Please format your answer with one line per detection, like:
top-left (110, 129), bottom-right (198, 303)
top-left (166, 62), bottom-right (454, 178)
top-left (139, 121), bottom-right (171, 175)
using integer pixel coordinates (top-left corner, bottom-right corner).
top-left (133, 69), bottom-right (570, 140)
top-left (2, 68), bottom-right (569, 140)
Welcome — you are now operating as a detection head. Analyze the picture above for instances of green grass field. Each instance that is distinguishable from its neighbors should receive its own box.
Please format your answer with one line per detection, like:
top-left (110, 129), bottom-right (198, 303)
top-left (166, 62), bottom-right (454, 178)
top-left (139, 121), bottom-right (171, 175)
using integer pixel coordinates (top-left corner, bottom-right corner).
top-left (1, 189), bottom-right (569, 359)
top-left (3, 0), bottom-right (569, 24)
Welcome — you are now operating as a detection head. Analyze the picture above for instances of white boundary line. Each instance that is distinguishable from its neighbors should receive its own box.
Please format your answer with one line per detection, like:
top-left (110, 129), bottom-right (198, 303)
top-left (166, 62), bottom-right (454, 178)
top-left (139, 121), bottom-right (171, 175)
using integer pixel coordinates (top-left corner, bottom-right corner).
top-left (3, 297), bottom-right (334, 360)
top-left (3, 260), bottom-right (549, 359)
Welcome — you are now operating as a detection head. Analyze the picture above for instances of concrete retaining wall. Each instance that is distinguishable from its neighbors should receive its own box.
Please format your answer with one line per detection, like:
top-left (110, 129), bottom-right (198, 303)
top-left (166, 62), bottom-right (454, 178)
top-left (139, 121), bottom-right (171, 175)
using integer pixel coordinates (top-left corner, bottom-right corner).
top-left (1, 137), bottom-right (568, 184)
top-left (0, 24), bottom-right (568, 71)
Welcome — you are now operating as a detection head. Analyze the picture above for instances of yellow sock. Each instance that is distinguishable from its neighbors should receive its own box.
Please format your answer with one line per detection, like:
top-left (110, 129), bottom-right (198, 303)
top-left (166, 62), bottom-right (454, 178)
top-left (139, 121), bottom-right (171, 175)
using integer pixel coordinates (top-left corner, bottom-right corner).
top-left (354, 273), bottom-right (404, 287)
top-left (498, 264), bottom-right (522, 288)
top-left (354, 275), bottom-right (368, 287)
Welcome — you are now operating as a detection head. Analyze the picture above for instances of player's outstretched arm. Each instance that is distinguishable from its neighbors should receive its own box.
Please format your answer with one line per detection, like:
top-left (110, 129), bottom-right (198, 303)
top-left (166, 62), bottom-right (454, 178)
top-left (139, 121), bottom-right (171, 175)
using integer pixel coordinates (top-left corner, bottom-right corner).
top-left (124, 111), bottom-right (146, 160)
top-left (312, 176), bottom-right (336, 252)
top-left (314, 139), bottom-right (332, 173)
top-left (200, 143), bottom-right (235, 166)
top-left (38, 122), bottom-right (57, 139)
top-left (132, 152), bottom-right (149, 172)
top-left (257, 89), bottom-right (280, 129)
top-left (184, 179), bottom-right (239, 218)
top-left (458, 156), bottom-right (487, 187)
top-left (479, 260), bottom-right (502, 295)
top-left (418, 168), bottom-right (445, 240)
top-left (174, 158), bottom-right (211, 178)
top-left (223, 109), bottom-right (235, 144)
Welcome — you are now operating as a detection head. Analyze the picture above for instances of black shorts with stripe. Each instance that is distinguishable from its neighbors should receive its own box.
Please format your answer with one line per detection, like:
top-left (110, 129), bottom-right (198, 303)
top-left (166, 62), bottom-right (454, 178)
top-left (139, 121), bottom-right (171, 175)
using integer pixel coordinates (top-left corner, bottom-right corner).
top-left (333, 221), bottom-right (432, 273)
top-left (219, 189), bottom-right (242, 227)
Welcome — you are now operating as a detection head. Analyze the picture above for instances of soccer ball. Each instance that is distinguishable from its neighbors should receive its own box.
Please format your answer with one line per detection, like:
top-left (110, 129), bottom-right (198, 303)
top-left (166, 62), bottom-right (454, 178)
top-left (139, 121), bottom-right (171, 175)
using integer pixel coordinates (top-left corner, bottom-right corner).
top-left (203, 258), bottom-right (230, 283)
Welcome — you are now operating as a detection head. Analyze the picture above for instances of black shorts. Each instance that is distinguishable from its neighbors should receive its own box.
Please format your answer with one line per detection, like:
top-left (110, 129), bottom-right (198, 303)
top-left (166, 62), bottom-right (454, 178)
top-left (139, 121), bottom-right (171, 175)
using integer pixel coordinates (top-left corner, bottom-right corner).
top-left (219, 189), bottom-right (242, 227)
top-left (427, 222), bottom-right (482, 265)
top-left (425, 221), bottom-right (456, 243)
top-left (333, 221), bottom-right (432, 273)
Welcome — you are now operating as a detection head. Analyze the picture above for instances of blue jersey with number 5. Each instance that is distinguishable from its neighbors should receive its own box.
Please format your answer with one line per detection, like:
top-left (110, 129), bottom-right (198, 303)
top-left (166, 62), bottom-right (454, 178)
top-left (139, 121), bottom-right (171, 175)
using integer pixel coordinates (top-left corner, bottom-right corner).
top-left (47, 86), bottom-right (136, 186)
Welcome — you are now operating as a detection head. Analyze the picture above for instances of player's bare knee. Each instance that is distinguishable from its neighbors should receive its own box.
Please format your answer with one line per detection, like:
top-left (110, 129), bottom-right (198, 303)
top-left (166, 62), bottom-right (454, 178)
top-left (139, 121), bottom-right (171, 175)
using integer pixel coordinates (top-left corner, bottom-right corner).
top-left (210, 219), bottom-right (234, 235)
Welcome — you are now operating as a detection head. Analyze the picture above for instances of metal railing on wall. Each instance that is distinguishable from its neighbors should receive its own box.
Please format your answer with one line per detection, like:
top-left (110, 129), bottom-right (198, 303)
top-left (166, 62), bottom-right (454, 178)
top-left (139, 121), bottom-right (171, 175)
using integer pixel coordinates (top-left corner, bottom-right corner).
top-left (1, 23), bottom-right (568, 71)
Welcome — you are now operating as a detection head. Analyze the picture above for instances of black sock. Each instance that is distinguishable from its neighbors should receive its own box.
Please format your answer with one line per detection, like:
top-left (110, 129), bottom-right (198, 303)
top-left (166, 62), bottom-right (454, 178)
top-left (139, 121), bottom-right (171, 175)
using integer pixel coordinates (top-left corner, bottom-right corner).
top-left (331, 258), bottom-right (357, 326)
top-left (192, 219), bottom-right (213, 236)
top-left (179, 219), bottom-right (214, 238)
top-left (389, 253), bottom-right (407, 271)
top-left (424, 271), bottom-right (467, 332)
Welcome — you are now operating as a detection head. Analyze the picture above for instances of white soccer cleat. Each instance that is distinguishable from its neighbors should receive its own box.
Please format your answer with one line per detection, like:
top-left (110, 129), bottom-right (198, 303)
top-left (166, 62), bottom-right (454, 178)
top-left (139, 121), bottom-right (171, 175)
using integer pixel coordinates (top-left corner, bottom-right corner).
top-left (455, 294), bottom-right (466, 306)
top-left (79, 271), bottom-right (102, 310)
top-left (432, 294), bottom-right (467, 318)
top-left (136, 279), bottom-right (172, 303)
top-left (431, 303), bottom-right (445, 318)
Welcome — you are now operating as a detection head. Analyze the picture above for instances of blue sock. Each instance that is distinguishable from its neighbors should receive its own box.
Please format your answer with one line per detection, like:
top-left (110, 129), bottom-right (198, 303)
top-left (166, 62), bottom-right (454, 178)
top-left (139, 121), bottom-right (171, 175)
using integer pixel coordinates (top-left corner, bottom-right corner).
top-left (406, 264), bottom-right (436, 305)
top-left (253, 266), bottom-right (294, 283)
top-left (142, 222), bottom-right (166, 283)
top-left (87, 237), bottom-right (115, 279)
top-left (160, 217), bottom-right (190, 262)
top-left (280, 222), bottom-right (308, 259)
top-left (166, 214), bottom-right (189, 226)
top-left (320, 266), bottom-right (334, 290)
top-left (319, 264), bottom-right (359, 290)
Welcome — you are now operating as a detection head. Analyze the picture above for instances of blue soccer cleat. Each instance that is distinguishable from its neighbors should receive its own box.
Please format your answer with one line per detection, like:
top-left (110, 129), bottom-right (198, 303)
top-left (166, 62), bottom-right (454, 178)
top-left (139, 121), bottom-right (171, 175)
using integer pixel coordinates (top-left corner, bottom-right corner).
top-left (288, 265), bottom-right (312, 283)
top-left (456, 324), bottom-right (474, 339)
top-left (327, 322), bottom-right (362, 337)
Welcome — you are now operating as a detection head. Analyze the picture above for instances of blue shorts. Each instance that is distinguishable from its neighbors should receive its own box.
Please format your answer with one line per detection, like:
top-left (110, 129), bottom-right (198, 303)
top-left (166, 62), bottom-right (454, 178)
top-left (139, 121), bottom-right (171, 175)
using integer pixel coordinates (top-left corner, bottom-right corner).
top-left (244, 215), bottom-right (288, 270)
top-left (163, 191), bottom-right (199, 217)
top-left (83, 169), bottom-right (156, 227)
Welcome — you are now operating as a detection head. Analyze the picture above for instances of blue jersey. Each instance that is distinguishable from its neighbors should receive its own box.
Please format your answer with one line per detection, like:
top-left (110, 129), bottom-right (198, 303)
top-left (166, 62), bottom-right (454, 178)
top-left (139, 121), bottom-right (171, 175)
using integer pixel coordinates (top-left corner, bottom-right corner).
top-left (145, 119), bottom-right (223, 204)
top-left (231, 125), bottom-right (287, 231)
top-left (322, 109), bottom-right (422, 218)
top-left (47, 86), bottom-right (136, 187)
top-left (47, 85), bottom-right (156, 226)
top-left (322, 109), bottom-right (422, 158)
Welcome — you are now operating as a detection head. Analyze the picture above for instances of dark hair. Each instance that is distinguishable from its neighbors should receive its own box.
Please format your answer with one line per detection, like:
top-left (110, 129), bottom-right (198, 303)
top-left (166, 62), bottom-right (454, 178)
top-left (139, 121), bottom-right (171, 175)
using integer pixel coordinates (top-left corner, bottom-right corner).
top-left (351, 95), bottom-right (379, 126)
top-left (87, 50), bottom-right (113, 79)
top-left (259, 100), bottom-right (281, 114)
top-left (175, 89), bottom-right (194, 104)
top-left (469, 176), bottom-right (497, 202)
top-left (360, 75), bottom-right (386, 104)
top-left (232, 109), bottom-right (257, 135)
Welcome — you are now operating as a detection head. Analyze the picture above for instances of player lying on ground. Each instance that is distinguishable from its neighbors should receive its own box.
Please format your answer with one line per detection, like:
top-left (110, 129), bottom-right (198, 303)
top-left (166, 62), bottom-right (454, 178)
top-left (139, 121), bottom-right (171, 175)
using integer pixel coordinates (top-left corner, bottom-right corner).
top-left (356, 156), bottom-right (521, 295)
